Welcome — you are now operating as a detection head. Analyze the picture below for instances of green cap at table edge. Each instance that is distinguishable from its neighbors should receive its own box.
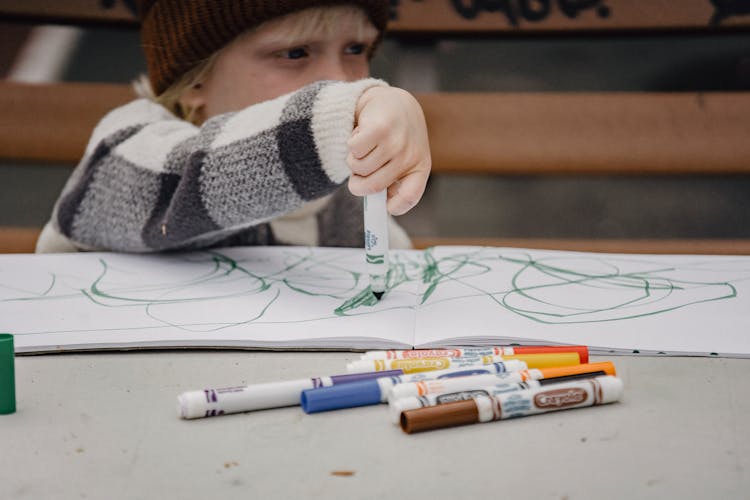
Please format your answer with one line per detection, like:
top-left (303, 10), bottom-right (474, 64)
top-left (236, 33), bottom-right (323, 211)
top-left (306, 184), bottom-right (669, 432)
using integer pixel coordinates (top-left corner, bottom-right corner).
top-left (0, 333), bottom-right (16, 414)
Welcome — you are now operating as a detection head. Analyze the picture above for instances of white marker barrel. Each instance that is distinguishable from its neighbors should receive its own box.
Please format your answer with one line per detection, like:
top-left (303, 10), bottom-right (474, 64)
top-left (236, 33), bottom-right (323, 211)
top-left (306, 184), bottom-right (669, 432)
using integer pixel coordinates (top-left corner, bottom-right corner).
top-left (364, 190), bottom-right (389, 294)
top-left (388, 372), bottom-right (528, 401)
top-left (177, 369), bottom-right (405, 418)
top-left (177, 379), bottom-right (320, 419)
top-left (368, 361), bottom-right (528, 403)
top-left (478, 376), bottom-right (624, 422)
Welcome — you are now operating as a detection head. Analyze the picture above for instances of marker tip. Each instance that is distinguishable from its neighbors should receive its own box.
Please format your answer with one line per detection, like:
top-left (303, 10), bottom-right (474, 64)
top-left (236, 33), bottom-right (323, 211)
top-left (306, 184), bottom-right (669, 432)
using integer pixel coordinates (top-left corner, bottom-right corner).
top-left (372, 291), bottom-right (384, 301)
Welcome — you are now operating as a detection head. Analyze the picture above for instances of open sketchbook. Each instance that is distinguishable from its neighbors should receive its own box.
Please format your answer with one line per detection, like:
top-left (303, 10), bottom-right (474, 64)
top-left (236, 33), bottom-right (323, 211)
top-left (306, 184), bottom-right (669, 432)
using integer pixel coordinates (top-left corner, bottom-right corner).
top-left (2, 246), bottom-right (750, 357)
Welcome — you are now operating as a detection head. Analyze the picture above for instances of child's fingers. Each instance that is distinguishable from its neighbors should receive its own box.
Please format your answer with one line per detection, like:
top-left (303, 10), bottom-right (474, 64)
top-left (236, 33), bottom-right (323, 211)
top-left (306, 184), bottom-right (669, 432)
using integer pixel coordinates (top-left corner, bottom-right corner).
top-left (347, 144), bottom-right (390, 177)
top-left (347, 175), bottom-right (367, 197)
top-left (347, 127), bottom-right (376, 160)
top-left (347, 121), bottom-right (386, 160)
top-left (386, 168), bottom-right (428, 216)
top-left (347, 159), bottom-right (394, 196)
top-left (348, 139), bottom-right (428, 195)
top-left (348, 150), bottom-right (410, 196)
top-left (348, 156), bottom-right (429, 215)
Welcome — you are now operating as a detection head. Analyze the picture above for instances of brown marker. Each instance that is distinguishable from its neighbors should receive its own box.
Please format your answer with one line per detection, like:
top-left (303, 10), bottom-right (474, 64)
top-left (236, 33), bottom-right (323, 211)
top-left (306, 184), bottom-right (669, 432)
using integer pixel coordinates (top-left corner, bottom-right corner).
top-left (401, 399), bottom-right (480, 433)
top-left (401, 375), bottom-right (623, 434)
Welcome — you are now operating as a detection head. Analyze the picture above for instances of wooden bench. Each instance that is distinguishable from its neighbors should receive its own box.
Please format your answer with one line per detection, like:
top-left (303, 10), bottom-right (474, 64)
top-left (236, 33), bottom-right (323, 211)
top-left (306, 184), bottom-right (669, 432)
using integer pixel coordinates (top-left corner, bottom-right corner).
top-left (2, 0), bottom-right (750, 254)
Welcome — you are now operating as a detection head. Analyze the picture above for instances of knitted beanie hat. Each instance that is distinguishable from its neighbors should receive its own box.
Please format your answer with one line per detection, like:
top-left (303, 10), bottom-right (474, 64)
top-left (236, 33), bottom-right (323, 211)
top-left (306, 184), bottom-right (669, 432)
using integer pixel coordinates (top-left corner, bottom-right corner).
top-left (137, 0), bottom-right (390, 95)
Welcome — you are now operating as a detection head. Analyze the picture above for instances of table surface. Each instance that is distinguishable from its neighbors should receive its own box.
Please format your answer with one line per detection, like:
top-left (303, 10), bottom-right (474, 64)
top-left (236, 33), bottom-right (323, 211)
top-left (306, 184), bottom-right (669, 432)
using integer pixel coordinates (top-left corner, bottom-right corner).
top-left (1, 351), bottom-right (748, 500)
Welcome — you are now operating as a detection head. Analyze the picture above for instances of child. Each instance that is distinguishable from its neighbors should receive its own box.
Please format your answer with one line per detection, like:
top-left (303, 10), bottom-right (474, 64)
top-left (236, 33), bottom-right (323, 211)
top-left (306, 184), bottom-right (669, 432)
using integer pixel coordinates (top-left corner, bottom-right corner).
top-left (36, 0), bottom-right (431, 253)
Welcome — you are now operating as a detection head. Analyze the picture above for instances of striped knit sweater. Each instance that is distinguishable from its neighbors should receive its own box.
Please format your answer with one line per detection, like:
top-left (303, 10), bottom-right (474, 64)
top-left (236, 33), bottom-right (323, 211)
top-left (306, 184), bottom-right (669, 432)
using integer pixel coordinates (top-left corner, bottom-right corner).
top-left (36, 79), bottom-right (411, 253)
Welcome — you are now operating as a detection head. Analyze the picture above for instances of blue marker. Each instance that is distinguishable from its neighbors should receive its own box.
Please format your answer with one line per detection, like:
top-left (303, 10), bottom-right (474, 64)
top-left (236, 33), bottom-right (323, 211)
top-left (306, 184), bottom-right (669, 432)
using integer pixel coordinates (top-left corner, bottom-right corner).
top-left (300, 360), bottom-right (527, 413)
top-left (364, 190), bottom-right (389, 300)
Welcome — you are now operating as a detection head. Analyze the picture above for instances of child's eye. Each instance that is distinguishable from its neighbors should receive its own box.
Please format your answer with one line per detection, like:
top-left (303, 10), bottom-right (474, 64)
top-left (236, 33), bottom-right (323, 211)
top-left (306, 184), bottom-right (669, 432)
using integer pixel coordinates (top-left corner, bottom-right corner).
top-left (282, 47), bottom-right (309, 59)
top-left (345, 43), bottom-right (368, 55)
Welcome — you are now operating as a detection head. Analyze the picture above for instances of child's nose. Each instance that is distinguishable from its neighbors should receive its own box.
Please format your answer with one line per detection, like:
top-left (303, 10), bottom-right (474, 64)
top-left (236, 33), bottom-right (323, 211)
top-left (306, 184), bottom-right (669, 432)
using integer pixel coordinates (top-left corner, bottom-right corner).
top-left (315, 56), bottom-right (350, 82)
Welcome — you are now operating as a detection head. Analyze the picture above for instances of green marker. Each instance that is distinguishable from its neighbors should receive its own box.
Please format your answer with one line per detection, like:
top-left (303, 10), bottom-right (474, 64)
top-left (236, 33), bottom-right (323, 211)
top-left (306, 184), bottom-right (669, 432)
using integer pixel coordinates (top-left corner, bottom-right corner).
top-left (0, 333), bottom-right (15, 414)
top-left (364, 190), bottom-right (389, 300)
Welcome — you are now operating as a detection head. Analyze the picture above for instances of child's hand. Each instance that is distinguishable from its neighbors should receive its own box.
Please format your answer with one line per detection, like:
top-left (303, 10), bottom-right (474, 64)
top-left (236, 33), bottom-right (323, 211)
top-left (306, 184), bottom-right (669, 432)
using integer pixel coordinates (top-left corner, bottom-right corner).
top-left (347, 86), bottom-right (431, 216)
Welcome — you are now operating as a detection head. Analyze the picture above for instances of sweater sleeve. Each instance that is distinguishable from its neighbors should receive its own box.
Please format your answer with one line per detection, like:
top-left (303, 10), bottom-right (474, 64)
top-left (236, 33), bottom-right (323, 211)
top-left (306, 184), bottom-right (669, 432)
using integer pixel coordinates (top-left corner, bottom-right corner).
top-left (42, 79), bottom-right (386, 252)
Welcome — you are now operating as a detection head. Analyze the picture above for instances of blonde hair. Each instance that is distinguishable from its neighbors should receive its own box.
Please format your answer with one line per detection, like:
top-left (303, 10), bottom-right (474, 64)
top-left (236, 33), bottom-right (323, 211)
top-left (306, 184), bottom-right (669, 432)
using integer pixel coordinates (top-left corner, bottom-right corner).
top-left (135, 5), bottom-right (373, 124)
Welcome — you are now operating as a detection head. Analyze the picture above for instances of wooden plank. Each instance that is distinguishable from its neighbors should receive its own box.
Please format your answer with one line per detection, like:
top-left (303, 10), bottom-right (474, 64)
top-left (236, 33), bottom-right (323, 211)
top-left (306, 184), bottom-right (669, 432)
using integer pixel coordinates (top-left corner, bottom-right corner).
top-left (417, 91), bottom-right (750, 174)
top-left (411, 237), bottom-right (750, 255)
top-left (0, 227), bottom-right (40, 253)
top-left (0, 0), bottom-right (136, 27)
top-left (389, 0), bottom-right (750, 33)
top-left (0, 81), bottom-right (134, 165)
top-left (2, 82), bottom-right (750, 174)
top-left (2, 0), bottom-right (749, 32)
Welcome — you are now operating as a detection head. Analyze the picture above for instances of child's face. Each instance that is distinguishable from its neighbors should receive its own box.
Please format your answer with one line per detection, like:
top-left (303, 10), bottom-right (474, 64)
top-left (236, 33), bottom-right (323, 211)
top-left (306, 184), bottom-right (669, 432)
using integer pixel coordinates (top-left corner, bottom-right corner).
top-left (180, 7), bottom-right (378, 122)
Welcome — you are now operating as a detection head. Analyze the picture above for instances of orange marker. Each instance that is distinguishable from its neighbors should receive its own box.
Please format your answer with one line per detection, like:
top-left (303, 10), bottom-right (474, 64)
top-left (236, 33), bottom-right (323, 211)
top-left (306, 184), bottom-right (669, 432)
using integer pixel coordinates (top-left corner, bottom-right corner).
top-left (346, 352), bottom-right (581, 374)
top-left (387, 361), bottom-right (616, 400)
top-left (361, 346), bottom-right (589, 364)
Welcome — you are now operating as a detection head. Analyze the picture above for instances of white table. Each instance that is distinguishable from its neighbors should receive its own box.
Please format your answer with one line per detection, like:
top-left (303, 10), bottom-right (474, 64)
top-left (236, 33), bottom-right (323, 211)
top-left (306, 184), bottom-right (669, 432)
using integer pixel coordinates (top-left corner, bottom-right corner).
top-left (1, 351), bottom-right (748, 499)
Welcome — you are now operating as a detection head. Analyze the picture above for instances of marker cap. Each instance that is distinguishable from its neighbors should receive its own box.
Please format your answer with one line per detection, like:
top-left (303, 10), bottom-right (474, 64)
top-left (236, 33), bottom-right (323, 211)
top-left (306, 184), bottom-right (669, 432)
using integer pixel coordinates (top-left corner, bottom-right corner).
top-left (389, 397), bottom-right (423, 424)
top-left (301, 379), bottom-right (383, 413)
top-left (539, 361), bottom-right (617, 379)
top-left (177, 391), bottom-right (208, 419)
top-left (346, 359), bottom-right (378, 373)
top-left (597, 375), bottom-right (625, 404)
top-left (401, 399), bottom-right (479, 434)
top-left (501, 352), bottom-right (581, 369)
top-left (0, 333), bottom-right (16, 415)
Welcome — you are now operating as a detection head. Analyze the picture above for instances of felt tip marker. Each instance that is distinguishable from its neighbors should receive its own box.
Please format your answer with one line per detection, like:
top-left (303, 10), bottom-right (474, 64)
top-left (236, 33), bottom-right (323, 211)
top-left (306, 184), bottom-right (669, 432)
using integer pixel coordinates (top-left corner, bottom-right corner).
top-left (389, 380), bottom-right (543, 424)
top-left (300, 360), bottom-right (527, 413)
top-left (364, 190), bottom-right (389, 300)
top-left (361, 345), bottom-right (589, 364)
top-left (387, 361), bottom-right (616, 401)
top-left (400, 376), bottom-right (624, 433)
top-left (388, 370), bottom-right (608, 424)
top-left (176, 369), bottom-right (402, 419)
top-left (346, 352), bottom-right (581, 374)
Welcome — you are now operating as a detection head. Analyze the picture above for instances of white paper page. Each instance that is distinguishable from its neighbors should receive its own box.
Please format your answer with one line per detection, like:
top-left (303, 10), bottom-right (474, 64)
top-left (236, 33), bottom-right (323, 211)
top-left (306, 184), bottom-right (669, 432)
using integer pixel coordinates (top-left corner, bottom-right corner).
top-left (0, 247), bottom-right (423, 352)
top-left (413, 247), bottom-right (750, 357)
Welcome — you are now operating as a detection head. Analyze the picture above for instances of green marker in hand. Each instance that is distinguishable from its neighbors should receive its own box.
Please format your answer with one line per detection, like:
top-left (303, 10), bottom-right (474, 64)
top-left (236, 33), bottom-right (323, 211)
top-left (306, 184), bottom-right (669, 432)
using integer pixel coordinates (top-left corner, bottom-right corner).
top-left (364, 190), bottom-right (389, 300)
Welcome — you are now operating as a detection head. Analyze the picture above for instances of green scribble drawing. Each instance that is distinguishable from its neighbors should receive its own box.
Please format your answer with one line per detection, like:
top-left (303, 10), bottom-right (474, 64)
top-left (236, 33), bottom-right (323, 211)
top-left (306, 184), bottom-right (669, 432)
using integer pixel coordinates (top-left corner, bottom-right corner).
top-left (2, 246), bottom-right (749, 336)
top-left (427, 250), bottom-right (743, 324)
top-left (418, 248), bottom-right (750, 326)
top-left (335, 286), bottom-right (380, 315)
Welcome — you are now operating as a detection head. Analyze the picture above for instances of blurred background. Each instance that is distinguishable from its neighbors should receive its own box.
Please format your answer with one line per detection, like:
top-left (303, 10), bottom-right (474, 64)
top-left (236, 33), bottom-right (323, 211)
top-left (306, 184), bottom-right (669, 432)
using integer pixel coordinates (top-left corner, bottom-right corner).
top-left (1, 1), bottom-right (749, 248)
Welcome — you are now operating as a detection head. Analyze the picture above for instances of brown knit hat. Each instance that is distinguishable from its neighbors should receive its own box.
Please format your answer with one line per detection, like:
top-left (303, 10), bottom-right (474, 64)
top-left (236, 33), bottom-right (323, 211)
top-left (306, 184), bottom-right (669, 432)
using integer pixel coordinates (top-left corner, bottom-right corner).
top-left (137, 0), bottom-right (390, 95)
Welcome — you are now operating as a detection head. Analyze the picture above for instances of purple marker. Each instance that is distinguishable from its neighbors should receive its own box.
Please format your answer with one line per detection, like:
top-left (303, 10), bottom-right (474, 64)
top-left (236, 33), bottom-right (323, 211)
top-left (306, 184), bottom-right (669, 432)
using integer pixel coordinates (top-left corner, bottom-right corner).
top-left (177, 369), bottom-right (402, 419)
